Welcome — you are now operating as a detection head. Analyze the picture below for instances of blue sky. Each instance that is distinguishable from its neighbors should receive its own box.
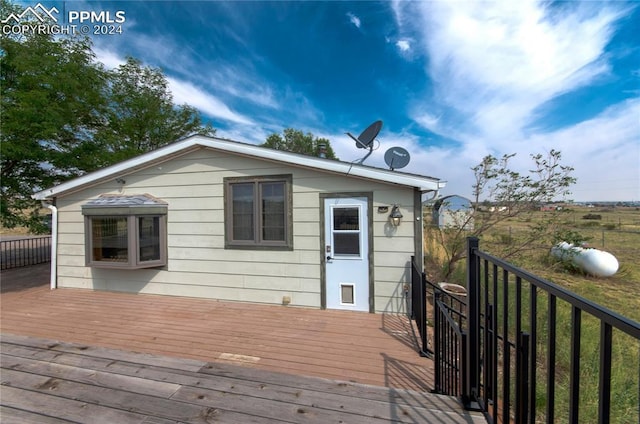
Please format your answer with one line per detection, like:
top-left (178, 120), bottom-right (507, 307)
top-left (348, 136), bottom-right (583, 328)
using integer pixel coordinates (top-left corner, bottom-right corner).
top-left (21, 1), bottom-right (640, 201)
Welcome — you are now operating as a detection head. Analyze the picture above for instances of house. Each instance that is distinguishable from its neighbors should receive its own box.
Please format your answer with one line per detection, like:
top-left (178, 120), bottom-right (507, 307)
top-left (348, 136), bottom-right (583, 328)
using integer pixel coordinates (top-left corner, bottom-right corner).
top-left (432, 195), bottom-right (474, 230)
top-left (33, 135), bottom-right (444, 313)
top-left (540, 204), bottom-right (562, 212)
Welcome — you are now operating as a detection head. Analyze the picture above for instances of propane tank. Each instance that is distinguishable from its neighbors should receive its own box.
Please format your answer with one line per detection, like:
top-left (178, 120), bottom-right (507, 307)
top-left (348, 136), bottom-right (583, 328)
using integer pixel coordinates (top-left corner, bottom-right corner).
top-left (550, 242), bottom-right (619, 277)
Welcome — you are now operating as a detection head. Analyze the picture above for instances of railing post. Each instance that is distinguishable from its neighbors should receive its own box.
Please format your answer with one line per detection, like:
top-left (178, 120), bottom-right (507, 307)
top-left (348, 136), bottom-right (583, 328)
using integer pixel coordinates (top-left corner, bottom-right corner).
top-left (433, 289), bottom-right (442, 394)
top-left (517, 332), bottom-right (530, 424)
top-left (410, 255), bottom-right (416, 320)
top-left (420, 271), bottom-right (429, 356)
top-left (464, 237), bottom-right (481, 410)
top-left (410, 256), bottom-right (431, 358)
top-left (460, 330), bottom-right (468, 400)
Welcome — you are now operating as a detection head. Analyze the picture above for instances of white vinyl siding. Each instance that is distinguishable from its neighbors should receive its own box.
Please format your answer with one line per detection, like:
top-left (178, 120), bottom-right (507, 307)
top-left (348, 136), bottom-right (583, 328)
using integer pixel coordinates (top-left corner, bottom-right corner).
top-left (54, 147), bottom-right (416, 313)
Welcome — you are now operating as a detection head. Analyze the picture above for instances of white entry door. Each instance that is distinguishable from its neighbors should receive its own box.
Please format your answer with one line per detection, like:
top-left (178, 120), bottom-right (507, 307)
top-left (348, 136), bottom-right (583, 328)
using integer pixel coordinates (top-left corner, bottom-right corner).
top-left (324, 197), bottom-right (369, 311)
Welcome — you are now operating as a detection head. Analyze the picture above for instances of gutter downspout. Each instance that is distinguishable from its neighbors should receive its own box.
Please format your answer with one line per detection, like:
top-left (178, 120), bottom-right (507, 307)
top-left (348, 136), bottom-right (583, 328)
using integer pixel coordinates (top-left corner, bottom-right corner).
top-left (42, 201), bottom-right (58, 290)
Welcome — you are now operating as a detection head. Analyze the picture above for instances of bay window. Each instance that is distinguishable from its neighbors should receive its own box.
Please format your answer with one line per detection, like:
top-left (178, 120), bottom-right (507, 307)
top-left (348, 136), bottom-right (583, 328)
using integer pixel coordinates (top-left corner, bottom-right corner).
top-left (82, 195), bottom-right (167, 268)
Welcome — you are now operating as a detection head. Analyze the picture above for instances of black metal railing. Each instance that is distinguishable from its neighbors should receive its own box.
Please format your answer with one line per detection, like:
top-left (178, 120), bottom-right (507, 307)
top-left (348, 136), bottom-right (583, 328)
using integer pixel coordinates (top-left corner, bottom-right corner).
top-left (410, 257), bottom-right (430, 357)
top-left (0, 237), bottom-right (51, 270)
top-left (411, 256), bottom-right (470, 399)
top-left (433, 289), bottom-right (468, 401)
top-left (468, 237), bottom-right (639, 423)
top-left (412, 238), bottom-right (640, 423)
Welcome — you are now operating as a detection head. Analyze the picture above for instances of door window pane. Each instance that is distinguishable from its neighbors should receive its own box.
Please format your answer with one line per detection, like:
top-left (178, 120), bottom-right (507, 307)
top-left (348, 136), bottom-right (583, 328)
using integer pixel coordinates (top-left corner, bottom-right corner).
top-left (333, 207), bottom-right (359, 230)
top-left (333, 233), bottom-right (360, 255)
top-left (261, 182), bottom-right (285, 241)
top-left (139, 216), bottom-right (161, 262)
top-left (91, 217), bottom-right (128, 262)
top-left (333, 206), bottom-right (360, 255)
top-left (232, 183), bottom-right (254, 240)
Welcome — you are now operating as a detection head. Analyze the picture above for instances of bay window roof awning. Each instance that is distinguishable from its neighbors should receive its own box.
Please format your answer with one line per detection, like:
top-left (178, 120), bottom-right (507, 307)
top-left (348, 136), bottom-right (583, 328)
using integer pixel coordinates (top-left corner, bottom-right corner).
top-left (81, 194), bottom-right (167, 216)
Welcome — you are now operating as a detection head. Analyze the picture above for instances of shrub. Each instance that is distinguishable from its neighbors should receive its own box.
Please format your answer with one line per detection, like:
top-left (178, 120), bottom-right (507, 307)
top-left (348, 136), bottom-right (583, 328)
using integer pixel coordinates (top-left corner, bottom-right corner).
top-left (581, 221), bottom-right (601, 228)
top-left (553, 229), bottom-right (590, 245)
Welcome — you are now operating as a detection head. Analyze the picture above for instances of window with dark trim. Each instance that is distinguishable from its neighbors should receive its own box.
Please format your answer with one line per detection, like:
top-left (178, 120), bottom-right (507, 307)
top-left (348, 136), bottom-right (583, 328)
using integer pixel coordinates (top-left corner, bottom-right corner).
top-left (224, 175), bottom-right (293, 249)
top-left (82, 195), bottom-right (167, 269)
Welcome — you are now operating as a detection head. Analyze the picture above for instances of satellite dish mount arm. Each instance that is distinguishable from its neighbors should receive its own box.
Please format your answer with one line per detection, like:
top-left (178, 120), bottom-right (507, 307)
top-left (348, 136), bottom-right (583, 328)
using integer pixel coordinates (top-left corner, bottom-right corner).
top-left (347, 132), bottom-right (374, 164)
top-left (354, 145), bottom-right (373, 164)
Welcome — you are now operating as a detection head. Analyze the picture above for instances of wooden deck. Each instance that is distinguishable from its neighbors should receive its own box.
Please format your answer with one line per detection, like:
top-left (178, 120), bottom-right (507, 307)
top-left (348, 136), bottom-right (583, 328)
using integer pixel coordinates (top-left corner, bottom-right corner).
top-left (1, 264), bottom-right (485, 423)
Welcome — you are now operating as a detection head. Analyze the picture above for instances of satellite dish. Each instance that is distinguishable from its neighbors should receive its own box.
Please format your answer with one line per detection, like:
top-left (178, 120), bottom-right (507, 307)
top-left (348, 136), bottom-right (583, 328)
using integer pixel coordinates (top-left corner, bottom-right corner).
top-left (346, 120), bottom-right (383, 165)
top-left (384, 147), bottom-right (410, 170)
top-left (347, 120), bottom-right (382, 149)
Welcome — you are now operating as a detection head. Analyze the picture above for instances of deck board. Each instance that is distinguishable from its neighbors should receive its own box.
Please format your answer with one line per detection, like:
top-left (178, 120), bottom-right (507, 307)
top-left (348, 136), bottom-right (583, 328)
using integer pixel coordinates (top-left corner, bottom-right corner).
top-left (1, 264), bottom-right (430, 390)
top-left (1, 335), bottom-right (484, 423)
top-left (0, 265), bottom-right (485, 423)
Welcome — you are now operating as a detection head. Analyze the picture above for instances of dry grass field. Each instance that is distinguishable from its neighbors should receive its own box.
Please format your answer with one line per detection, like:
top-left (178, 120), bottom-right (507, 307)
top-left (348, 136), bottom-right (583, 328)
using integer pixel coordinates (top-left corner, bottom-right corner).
top-left (483, 205), bottom-right (640, 322)
top-left (425, 204), bottom-right (640, 320)
top-left (425, 204), bottom-right (640, 423)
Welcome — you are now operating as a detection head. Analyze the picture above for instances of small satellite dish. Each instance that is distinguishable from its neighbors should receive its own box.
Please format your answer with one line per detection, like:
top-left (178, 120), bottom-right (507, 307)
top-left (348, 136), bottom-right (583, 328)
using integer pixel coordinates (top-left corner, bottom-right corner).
top-left (384, 147), bottom-right (410, 170)
top-left (347, 120), bottom-right (382, 149)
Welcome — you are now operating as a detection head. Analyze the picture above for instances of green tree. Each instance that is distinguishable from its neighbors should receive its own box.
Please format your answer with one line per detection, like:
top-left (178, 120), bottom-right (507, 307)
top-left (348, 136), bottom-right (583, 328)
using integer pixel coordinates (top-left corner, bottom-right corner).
top-left (1, 15), bottom-right (107, 229)
top-left (93, 57), bottom-right (215, 167)
top-left (426, 150), bottom-right (576, 283)
top-left (1, 2), bottom-right (215, 230)
top-left (262, 128), bottom-right (338, 159)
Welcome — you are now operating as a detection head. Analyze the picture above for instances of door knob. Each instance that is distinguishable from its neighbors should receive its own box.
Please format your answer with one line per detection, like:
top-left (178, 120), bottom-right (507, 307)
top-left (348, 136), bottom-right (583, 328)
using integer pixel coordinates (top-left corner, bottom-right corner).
top-left (326, 256), bottom-right (333, 261)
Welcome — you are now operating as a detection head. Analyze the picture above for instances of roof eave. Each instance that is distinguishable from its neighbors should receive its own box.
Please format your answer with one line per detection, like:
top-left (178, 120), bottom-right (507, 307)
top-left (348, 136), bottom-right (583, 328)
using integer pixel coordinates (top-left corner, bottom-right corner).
top-left (32, 135), bottom-right (442, 200)
top-left (32, 139), bottom-right (202, 200)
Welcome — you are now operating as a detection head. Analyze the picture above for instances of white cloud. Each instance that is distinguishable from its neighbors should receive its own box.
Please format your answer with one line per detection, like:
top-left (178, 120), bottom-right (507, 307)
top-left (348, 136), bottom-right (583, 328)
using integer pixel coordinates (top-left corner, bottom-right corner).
top-left (421, 99), bottom-right (639, 202)
top-left (347, 12), bottom-right (361, 29)
top-left (409, 1), bottom-right (625, 141)
top-left (321, 100), bottom-right (638, 203)
top-left (93, 47), bottom-right (255, 126)
top-left (215, 123), bottom-right (272, 146)
top-left (93, 47), bottom-right (125, 69)
top-left (95, 31), bottom-right (280, 112)
top-left (412, 111), bottom-right (441, 134)
top-left (389, 1), bottom-right (637, 201)
top-left (525, 99), bottom-right (640, 201)
top-left (396, 39), bottom-right (411, 52)
top-left (167, 77), bottom-right (253, 125)
top-left (206, 66), bottom-right (279, 110)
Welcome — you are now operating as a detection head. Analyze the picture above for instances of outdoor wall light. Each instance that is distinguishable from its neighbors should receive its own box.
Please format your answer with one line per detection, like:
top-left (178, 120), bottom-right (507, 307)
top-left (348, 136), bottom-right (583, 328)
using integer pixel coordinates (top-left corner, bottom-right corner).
top-left (389, 205), bottom-right (403, 227)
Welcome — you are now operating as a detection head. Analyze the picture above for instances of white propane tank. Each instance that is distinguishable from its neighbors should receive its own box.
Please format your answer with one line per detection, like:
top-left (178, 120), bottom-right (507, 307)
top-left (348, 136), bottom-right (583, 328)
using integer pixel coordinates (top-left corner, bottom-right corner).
top-left (550, 242), bottom-right (619, 277)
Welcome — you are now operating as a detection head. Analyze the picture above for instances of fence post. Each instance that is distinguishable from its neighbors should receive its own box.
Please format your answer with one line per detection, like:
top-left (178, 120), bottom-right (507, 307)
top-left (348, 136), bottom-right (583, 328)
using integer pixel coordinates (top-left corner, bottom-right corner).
top-left (464, 237), bottom-right (481, 410)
